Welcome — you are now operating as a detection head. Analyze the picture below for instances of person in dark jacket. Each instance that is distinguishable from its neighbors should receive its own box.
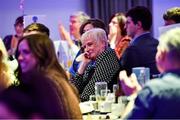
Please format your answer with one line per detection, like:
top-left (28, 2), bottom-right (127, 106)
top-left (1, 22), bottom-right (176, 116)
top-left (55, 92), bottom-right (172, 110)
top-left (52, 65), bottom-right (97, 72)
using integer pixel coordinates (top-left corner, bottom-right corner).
top-left (3, 16), bottom-right (24, 60)
top-left (120, 6), bottom-right (159, 77)
top-left (120, 27), bottom-right (180, 119)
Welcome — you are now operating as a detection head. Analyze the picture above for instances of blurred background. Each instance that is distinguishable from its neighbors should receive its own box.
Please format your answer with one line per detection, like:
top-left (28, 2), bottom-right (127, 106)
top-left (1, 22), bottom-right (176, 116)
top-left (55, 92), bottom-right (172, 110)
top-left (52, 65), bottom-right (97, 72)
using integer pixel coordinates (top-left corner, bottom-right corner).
top-left (0, 0), bottom-right (180, 40)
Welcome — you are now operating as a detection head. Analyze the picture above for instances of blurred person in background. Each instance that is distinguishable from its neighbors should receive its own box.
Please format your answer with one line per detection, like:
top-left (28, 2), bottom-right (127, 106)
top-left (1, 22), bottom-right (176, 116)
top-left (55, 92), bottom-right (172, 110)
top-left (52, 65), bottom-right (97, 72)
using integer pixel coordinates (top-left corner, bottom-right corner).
top-left (69, 18), bottom-right (107, 77)
top-left (23, 23), bottom-right (50, 36)
top-left (163, 7), bottom-right (180, 26)
top-left (0, 39), bottom-right (16, 93)
top-left (57, 11), bottom-right (90, 70)
top-left (108, 12), bottom-right (131, 59)
top-left (3, 16), bottom-right (24, 61)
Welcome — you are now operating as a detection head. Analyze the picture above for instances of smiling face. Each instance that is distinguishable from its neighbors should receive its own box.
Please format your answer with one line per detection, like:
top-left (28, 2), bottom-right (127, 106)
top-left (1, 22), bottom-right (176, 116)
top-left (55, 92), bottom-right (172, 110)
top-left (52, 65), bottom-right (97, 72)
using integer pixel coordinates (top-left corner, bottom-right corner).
top-left (18, 39), bottom-right (38, 73)
top-left (81, 37), bottom-right (105, 60)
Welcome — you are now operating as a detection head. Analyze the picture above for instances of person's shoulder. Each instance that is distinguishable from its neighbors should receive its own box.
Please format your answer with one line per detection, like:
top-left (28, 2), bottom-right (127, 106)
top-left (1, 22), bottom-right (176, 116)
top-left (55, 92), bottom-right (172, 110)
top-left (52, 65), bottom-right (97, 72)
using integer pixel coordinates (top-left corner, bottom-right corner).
top-left (151, 37), bottom-right (159, 44)
top-left (123, 43), bottom-right (138, 54)
top-left (3, 35), bottom-right (13, 40)
top-left (143, 76), bottom-right (173, 94)
top-left (145, 78), bottom-right (163, 88)
top-left (102, 47), bottom-right (117, 57)
top-left (20, 70), bottom-right (49, 85)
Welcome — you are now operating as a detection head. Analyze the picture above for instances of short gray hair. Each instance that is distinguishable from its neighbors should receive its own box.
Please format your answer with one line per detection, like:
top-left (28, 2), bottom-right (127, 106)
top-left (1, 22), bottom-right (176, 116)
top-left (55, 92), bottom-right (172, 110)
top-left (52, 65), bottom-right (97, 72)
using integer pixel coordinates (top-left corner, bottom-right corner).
top-left (70, 11), bottom-right (90, 24)
top-left (81, 28), bottom-right (108, 47)
top-left (159, 27), bottom-right (180, 62)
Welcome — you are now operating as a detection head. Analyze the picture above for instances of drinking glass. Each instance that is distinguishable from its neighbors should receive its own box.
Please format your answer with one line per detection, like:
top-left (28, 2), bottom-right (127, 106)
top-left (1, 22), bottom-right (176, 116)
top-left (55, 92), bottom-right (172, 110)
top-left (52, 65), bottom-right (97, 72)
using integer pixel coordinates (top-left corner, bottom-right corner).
top-left (95, 82), bottom-right (107, 97)
top-left (100, 89), bottom-right (110, 101)
top-left (132, 67), bottom-right (150, 87)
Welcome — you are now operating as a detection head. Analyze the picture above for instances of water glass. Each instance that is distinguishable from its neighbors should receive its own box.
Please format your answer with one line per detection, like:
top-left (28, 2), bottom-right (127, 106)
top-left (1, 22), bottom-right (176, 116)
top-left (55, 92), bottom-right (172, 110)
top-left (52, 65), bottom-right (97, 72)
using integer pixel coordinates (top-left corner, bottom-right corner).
top-left (100, 89), bottom-right (110, 101)
top-left (95, 82), bottom-right (107, 97)
top-left (132, 67), bottom-right (150, 87)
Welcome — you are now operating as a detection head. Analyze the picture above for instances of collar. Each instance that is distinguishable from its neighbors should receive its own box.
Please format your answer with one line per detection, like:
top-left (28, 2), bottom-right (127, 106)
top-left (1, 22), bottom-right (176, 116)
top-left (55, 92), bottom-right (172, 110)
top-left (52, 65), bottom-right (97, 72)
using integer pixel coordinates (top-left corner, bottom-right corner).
top-left (163, 69), bottom-right (180, 76)
top-left (130, 32), bottom-right (150, 44)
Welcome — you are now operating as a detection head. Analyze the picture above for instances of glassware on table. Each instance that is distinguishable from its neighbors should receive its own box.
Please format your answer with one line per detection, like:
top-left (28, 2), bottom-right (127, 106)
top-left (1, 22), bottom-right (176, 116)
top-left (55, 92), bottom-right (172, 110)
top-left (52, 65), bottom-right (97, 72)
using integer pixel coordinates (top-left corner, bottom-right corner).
top-left (111, 96), bottom-right (127, 117)
top-left (100, 89), bottom-right (110, 101)
top-left (113, 84), bottom-right (118, 94)
top-left (95, 82), bottom-right (107, 100)
top-left (132, 67), bottom-right (150, 87)
top-left (89, 95), bottom-right (98, 111)
top-left (94, 82), bottom-right (107, 112)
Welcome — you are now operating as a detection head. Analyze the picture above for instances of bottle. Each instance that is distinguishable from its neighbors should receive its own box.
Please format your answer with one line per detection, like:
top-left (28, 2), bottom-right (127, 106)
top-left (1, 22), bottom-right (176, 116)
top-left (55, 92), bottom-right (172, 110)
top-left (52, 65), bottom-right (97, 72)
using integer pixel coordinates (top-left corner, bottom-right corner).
top-left (113, 84), bottom-right (119, 103)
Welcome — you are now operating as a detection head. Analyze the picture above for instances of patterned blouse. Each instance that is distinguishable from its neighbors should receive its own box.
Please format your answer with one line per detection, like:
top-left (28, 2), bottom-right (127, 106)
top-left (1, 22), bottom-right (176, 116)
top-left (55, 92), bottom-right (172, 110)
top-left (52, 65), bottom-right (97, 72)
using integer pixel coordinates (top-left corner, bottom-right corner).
top-left (71, 48), bottom-right (120, 101)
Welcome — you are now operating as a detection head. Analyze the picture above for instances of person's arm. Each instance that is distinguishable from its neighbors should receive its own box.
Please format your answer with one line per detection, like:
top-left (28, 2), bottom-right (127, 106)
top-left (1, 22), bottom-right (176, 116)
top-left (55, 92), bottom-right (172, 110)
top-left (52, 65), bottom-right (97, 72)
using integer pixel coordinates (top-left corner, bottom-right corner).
top-left (77, 53), bottom-right (91, 75)
top-left (58, 23), bottom-right (77, 48)
top-left (125, 87), bottom-right (155, 119)
top-left (119, 70), bottom-right (142, 96)
top-left (120, 46), bottom-right (140, 76)
top-left (80, 49), bottom-right (120, 101)
top-left (70, 52), bottom-right (91, 95)
top-left (121, 93), bottom-right (137, 119)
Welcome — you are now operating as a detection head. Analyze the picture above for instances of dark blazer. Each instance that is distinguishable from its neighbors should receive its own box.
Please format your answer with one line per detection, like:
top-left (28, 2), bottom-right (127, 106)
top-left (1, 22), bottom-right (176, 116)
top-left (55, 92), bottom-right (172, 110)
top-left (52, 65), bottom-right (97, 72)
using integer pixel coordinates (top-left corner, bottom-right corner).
top-left (120, 32), bottom-right (159, 77)
top-left (3, 35), bottom-right (12, 51)
top-left (3, 35), bottom-right (16, 60)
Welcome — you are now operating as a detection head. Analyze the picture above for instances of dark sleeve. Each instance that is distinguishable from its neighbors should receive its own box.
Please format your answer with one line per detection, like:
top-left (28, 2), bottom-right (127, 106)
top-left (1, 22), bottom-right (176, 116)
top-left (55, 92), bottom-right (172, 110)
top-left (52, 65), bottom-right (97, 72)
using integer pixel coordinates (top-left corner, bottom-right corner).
top-left (120, 46), bottom-right (140, 76)
top-left (3, 35), bottom-right (12, 51)
top-left (126, 86), bottom-right (156, 119)
top-left (70, 72), bottom-right (84, 94)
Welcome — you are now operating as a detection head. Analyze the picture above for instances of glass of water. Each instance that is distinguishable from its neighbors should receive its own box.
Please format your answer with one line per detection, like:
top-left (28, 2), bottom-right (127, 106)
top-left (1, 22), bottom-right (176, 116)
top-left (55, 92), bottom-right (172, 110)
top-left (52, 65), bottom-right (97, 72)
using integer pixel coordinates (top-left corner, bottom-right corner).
top-left (95, 82), bottom-right (107, 100)
top-left (132, 67), bottom-right (150, 87)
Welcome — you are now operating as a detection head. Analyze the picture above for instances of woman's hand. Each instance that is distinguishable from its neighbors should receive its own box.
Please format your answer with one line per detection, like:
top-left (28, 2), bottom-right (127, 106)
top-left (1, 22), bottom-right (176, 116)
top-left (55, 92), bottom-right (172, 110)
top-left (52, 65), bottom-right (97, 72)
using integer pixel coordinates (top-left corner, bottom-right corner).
top-left (77, 52), bottom-right (91, 75)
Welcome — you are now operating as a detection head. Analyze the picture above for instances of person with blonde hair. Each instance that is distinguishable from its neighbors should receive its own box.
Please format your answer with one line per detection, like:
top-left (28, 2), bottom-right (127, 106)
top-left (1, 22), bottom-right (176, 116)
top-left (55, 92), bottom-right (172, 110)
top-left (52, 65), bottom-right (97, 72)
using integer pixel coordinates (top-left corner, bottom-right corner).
top-left (0, 39), bottom-right (16, 92)
top-left (163, 7), bottom-right (180, 26)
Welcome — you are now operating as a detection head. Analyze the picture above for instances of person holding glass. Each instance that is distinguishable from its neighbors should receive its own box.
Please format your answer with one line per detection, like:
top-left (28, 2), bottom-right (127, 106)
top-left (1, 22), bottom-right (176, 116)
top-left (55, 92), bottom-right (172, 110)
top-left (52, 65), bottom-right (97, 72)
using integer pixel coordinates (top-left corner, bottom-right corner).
top-left (119, 27), bottom-right (180, 119)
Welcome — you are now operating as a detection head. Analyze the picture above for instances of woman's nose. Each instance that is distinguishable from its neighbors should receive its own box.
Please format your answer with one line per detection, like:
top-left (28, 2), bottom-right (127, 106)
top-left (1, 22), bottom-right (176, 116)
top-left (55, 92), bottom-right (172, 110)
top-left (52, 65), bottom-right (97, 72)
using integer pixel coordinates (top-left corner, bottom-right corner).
top-left (18, 54), bottom-right (23, 61)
